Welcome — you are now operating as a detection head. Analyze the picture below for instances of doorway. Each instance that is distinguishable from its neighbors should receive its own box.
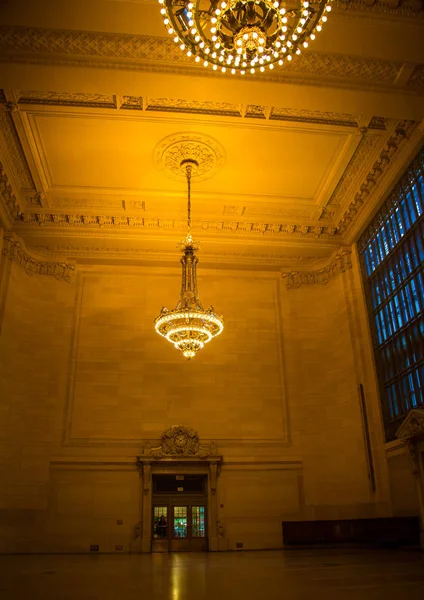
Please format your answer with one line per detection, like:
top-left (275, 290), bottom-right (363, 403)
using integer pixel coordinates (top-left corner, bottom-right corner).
top-left (151, 474), bottom-right (208, 552)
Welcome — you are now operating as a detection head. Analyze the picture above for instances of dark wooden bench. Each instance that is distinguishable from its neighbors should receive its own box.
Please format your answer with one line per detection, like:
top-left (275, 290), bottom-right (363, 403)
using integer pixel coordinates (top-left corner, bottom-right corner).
top-left (282, 517), bottom-right (420, 547)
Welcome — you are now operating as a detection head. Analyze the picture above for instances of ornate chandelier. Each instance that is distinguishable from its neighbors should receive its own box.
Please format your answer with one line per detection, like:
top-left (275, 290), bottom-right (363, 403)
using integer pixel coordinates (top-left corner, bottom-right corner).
top-left (154, 159), bottom-right (224, 360)
top-left (158, 0), bottom-right (333, 75)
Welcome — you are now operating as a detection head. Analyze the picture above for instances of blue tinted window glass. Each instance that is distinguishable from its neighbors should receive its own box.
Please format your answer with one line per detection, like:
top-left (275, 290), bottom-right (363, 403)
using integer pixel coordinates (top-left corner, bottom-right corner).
top-left (359, 149), bottom-right (424, 441)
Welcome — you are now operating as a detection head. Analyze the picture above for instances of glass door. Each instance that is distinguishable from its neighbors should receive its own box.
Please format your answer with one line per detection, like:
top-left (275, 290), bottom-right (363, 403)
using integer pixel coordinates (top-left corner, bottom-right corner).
top-left (191, 506), bottom-right (205, 538)
top-left (190, 505), bottom-right (207, 551)
top-left (152, 506), bottom-right (169, 552)
top-left (173, 506), bottom-right (188, 538)
top-left (171, 506), bottom-right (189, 551)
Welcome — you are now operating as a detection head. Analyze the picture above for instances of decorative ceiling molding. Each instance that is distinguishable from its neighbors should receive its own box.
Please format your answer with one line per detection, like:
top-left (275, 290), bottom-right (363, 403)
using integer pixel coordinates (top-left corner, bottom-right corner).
top-left (2, 234), bottom-right (75, 282)
top-left (330, 131), bottom-right (386, 208)
top-left (408, 65), bottom-right (424, 89)
top-left (17, 90), bottom-right (118, 109)
top-left (281, 247), bottom-right (352, 290)
top-left (0, 26), bottom-right (418, 91)
top-left (3, 90), bottom-right (366, 128)
top-left (269, 106), bottom-right (359, 128)
top-left (0, 162), bottom-right (22, 222)
top-left (0, 148), bottom-right (341, 243)
top-left (0, 108), bottom-right (34, 189)
top-left (333, 0), bottom-right (424, 19)
top-left (336, 120), bottom-right (418, 233)
top-left (153, 132), bottom-right (226, 182)
top-left (145, 97), bottom-right (243, 117)
top-left (0, 95), bottom-right (419, 249)
top-left (28, 243), bottom-right (324, 266)
top-left (13, 212), bottom-right (341, 239)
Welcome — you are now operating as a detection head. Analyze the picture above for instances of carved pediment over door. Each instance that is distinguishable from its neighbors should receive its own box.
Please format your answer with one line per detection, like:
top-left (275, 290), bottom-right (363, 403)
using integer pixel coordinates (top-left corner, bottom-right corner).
top-left (138, 425), bottom-right (221, 462)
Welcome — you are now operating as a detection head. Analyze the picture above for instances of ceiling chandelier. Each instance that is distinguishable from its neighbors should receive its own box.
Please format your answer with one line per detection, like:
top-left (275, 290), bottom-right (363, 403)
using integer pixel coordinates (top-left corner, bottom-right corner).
top-left (154, 159), bottom-right (224, 360)
top-left (158, 0), bottom-right (333, 75)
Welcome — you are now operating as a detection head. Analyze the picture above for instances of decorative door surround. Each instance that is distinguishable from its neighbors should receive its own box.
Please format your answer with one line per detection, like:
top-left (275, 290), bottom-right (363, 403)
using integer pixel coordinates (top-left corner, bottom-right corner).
top-left (137, 425), bottom-right (222, 553)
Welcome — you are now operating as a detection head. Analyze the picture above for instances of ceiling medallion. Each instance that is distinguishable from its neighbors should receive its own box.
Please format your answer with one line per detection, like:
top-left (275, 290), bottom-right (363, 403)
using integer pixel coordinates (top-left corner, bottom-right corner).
top-left (158, 0), bottom-right (333, 75)
top-left (153, 132), bottom-right (225, 182)
top-left (154, 158), bottom-right (224, 360)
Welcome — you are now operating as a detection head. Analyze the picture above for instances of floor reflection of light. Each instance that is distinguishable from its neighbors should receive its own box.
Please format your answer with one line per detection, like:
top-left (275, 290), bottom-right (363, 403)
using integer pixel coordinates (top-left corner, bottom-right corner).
top-left (171, 555), bottom-right (182, 600)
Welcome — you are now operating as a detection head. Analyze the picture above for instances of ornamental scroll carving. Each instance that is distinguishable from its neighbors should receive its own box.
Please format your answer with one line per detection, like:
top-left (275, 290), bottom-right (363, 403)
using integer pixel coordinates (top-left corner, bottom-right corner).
top-left (144, 425), bottom-right (217, 459)
top-left (153, 132), bottom-right (225, 183)
top-left (2, 235), bottom-right (75, 282)
top-left (396, 409), bottom-right (424, 442)
top-left (281, 248), bottom-right (352, 290)
top-left (0, 27), bottom-right (410, 89)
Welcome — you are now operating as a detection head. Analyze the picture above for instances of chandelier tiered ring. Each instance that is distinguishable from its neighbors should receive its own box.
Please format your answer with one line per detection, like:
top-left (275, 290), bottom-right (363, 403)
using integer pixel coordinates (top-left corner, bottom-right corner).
top-left (154, 159), bottom-right (224, 360)
top-left (158, 0), bottom-right (333, 75)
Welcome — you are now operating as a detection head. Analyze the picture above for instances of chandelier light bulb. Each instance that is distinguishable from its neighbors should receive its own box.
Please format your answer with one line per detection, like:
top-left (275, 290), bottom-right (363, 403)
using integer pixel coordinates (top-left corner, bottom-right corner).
top-left (158, 0), bottom-right (333, 75)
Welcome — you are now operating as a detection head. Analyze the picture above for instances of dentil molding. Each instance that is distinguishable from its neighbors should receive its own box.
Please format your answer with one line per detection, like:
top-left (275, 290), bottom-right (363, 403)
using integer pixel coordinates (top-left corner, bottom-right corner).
top-left (336, 120), bottom-right (419, 233)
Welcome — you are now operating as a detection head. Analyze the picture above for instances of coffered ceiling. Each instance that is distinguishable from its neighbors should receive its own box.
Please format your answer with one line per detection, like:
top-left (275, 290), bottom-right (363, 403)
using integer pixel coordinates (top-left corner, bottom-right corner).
top-left (0, 0), bottom-right (423, 268)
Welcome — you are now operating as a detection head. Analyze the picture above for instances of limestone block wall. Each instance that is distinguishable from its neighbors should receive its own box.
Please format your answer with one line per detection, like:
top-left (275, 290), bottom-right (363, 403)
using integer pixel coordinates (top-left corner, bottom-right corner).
top-left (279, 264), bottom-right (383, 520)
top-left (0, 257), bottom-right (77, 551)
top-left (385, 447), bottom-right (420, 516)
top-left (0, 243), bottom-right (393, 553)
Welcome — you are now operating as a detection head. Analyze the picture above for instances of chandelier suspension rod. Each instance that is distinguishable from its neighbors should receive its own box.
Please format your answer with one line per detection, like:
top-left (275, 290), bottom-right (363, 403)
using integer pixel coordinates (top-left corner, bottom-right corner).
top-left (154, 155), bottom-right (223, 360)
top-left (186, 164), bottom-right (192, 237)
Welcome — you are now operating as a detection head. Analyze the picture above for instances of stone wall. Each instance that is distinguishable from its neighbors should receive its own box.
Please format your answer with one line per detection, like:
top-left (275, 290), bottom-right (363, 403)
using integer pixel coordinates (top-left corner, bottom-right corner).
top-left (0, 240), bottom-right (394, 552)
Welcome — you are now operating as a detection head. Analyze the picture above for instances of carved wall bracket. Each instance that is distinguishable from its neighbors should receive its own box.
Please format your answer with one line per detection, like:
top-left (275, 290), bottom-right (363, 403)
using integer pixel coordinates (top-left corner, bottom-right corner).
top-left (281, 247), bottom-right (352, 289)
top-left (2, 235), bottom-right (75, 282)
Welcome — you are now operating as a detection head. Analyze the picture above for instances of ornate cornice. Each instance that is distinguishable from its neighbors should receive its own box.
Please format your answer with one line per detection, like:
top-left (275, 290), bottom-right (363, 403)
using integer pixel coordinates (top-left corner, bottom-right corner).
top-left (330, 131), bottom-right (386, 209)
top-left (0, 108), bottom-right (34, 190)
top-left (0, 162), bottom-right (22, 221)
top-left (2, 89), bottom-right (366, 128)
top-left (2, 235), bottom-right (75, 282)
top-left (28, 243), bottom-right (324, 267)
top-left (281, 247), bottom-right (352, 289)
top-left (336, 120), bottom-right (418, 233)
top-left (333, 1), bottom-right (424, 20)
top-left (0, 26), bottom-right (419, 91)
top-left (14, 213), bottom-right (341, 239)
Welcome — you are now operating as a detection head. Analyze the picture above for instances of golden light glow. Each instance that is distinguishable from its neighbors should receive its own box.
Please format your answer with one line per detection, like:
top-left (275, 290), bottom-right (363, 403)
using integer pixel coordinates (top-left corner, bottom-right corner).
top-left (158, 0), bottom-right (333, 74)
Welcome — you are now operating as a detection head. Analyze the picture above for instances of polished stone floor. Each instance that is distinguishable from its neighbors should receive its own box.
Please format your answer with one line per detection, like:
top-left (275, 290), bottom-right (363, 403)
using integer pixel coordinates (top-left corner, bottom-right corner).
top-left (0, 549), bottom-right (424, 600)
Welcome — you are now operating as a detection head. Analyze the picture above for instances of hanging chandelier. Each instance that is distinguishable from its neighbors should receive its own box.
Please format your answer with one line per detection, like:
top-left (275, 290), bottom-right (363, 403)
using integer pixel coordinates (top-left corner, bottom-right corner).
top-left (154, 159), bottom-right (224, 360)
top-left (158, 0), bottom-right (333, 75)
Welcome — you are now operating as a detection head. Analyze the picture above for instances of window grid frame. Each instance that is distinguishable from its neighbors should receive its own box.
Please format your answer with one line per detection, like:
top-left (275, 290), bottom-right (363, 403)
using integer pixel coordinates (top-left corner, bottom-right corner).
top-left (358, 147), bottom-right (424, 441)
